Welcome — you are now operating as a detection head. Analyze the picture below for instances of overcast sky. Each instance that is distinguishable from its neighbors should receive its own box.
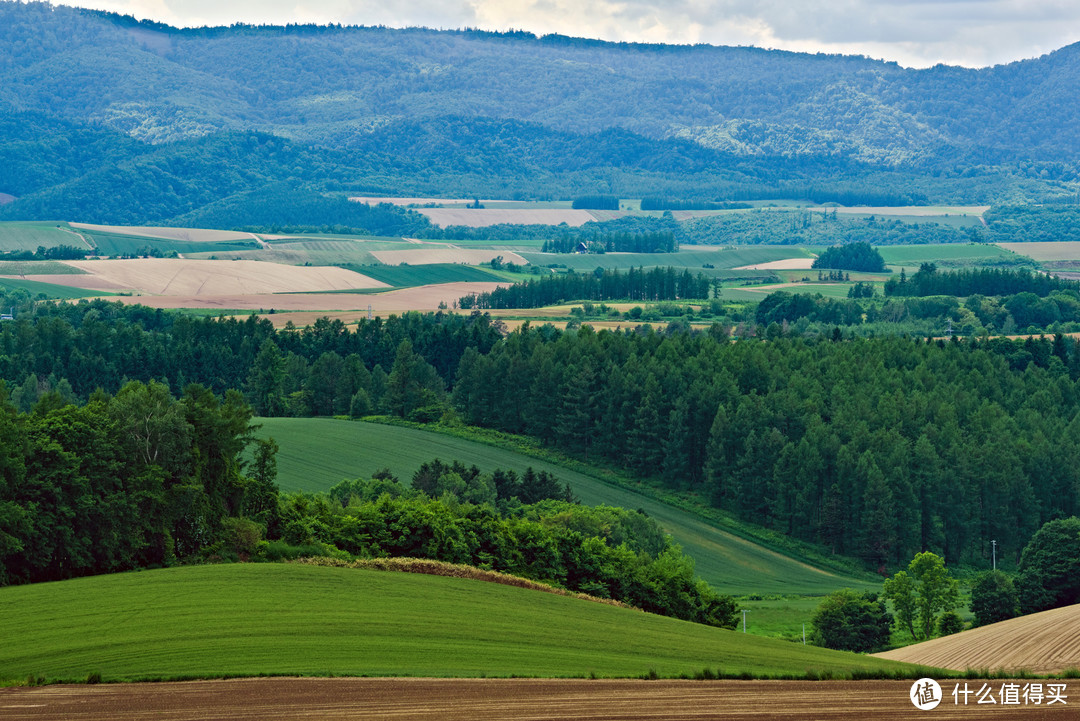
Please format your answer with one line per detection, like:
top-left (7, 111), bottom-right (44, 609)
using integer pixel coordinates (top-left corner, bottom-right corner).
top-left (54, 0), bottom-right (1080, 68)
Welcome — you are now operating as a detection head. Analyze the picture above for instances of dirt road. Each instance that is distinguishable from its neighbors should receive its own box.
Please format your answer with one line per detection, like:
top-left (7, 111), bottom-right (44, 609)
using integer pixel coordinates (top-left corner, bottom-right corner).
top-left (0, 678), bottom-right (1071, 720)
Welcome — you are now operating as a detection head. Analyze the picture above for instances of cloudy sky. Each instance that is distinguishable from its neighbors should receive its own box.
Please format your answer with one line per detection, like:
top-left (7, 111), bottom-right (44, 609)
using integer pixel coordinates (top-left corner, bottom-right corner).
top-left (55, 0), bottom-right (1080, 68)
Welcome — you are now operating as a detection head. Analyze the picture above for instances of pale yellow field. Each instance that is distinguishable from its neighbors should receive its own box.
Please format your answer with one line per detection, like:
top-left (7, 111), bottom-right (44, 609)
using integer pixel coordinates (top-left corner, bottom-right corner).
top-left (734, 258), bottom-right (817, 270)
top-left (371, 249), bottom-right (528, 265)
top-left (70, 223), bottom-right (257, 243)
top-left (997, 242), bottom-right (1080, 261)
top-left (350, 196), bottom-right (480, 206)
top-left (874, 603), bottom-right (1080, 674)
top-left (57, 259), bottom-right (387, 295)
top-left (111, 281), bottom-right (509, 314)
top-left (416, 208), bottom-right (597, 228)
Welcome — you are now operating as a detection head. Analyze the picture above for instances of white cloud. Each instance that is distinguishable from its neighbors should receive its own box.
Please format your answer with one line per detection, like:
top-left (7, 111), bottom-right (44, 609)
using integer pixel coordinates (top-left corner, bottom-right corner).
top-left (52, 0), bottom-right (1080, 67)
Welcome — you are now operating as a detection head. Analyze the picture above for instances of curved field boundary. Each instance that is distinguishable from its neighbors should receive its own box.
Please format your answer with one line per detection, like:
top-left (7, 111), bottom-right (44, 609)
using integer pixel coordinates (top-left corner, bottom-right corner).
top-left (0, 564), bottom-right (906, 683)
top-left (253, 418), bottom-right (872, 595)
top-left (874, 604), bottom-right (1080, 674)
top-left (4, 678), bottom-right (1051, 721)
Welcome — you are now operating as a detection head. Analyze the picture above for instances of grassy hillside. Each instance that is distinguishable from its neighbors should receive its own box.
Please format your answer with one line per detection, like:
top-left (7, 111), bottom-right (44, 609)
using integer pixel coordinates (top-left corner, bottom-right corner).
top-left (877, 243), bottom-right (1028, 268)
top-left (0, 222), bottom-right (88, 252)
top-left (253, 418), bottom-right (873, 595)
top-left (0, 564), bottom-right (914, 683)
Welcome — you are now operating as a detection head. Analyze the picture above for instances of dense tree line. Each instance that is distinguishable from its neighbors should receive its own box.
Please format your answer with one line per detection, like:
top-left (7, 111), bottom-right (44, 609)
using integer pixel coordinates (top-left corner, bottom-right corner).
top-left (6, 296), bottom-right (1080, 579)
top-left (640, 198), bottom-right (751, 211)
top-left (885, 264), bottom-right (1080, 298)
top-left (571, 195), bottom-right (619, 210)
top-left (451, 326), bottom-right (1080, 568)
top-left (0, 245), bottom-right (89, 261)
top-left (0, 298), bottom-right (502, 407)
top-left (459, 267), bottom-right (712, 310)
top-left (540, 231), bottom-right (677, 254)
top-left (0, 380), bottom-right (262, 585)
top-left (0, 373), bottom-right (734, 626)
top-left (288, 475), bottom-right (737, 626)
top-left (811, 242), bottom-right (886, 272)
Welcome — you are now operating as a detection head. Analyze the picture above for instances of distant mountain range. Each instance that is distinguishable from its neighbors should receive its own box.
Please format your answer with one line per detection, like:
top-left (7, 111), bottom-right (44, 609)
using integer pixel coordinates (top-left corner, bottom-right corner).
top-left (1, 1), bottom-right (1078, 226)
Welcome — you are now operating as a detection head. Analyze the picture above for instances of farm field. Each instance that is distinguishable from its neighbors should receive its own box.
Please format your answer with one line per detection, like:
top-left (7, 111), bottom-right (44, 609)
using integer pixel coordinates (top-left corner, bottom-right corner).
top-left (345, 263), bottom-right (506, 288)
top-left (0, 564), bottom-right (909, 683)
top-left (997, 242), bottom-right (1080, 262)
top-left (6, 678), bottom-right (1056, 721)
top-left (722, 283), bottom-right (852, 301)
top-left (734, 257), bottom-right (817, 270)
top-left (113, 281), bottom-right (509, 312)
top-left (371, 248), bottom-right (528, 266)
top-left (521, 246), bottom-right (812, 272)
top-left (69, 223), bottom-right (256, 243)
top-left (253, 418), bottom-right (873, 595)
top-left (56, 259), bottom-right (387, 295)
top-left (874, 603), bottom-right (1080, 674)
top-left (0, 261), bottom-right (86, 275)
top-left (416, 208), bottom-right (599, 227)
top-left (0, 222), bottom-right (87, 252)
top-left (0, 277), bottom-right (111, 299)
top-left (878, 243), bottom-right (1026, 267)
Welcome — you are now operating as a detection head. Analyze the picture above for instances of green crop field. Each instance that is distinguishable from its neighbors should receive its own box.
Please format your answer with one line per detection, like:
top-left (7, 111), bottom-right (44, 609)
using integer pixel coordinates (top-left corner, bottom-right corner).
top-left (345, 263), bottom-right (504, 287)
top-left (520, 247), bottom-right (813, 272)
top-left (0, 277), bottom-right (110, 299)
top-left (0, 261), bottom-right (87, 275)
top-left (82, 231), bottom-right (260, 256)
top-left (253, 418), bottom-right (874, 595)
top-left (0, 564), bottom-right (914, 683)
top-left (877, 244), bottom-right (1023, 267)
top-left (0, 222), bottom-right (88, 252)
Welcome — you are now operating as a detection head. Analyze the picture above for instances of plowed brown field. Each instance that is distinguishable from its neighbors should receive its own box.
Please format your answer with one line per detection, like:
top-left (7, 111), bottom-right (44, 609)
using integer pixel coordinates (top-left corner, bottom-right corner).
top-left (874, 604), bottom-right (1080, 673)
top-left (0, 678), bottom-right (1071, 720)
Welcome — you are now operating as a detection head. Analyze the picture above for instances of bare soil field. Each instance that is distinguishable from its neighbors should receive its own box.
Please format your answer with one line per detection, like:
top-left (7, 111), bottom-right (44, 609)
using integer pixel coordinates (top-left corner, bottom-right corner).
top-left (371, 249), bottom-right (528, 265)
top-left (734, 258), bottom-right (817, 270)
top-left (874, 603), bottom-right (1080, 674)
top-left (998, 242), bottom-right (1080, 262)
top-left (69, 223), bottom-right (255, 243)
top-left (57, 259), bottom-right (387, 295)
top-left (115, 282), bottom-right (509, 315)
top-left (0, 193), bottom-right (15, 205)
top-left (1, 678), bottom-right (1069, 720)
top-left (416, 208), bottom-right (597, 228)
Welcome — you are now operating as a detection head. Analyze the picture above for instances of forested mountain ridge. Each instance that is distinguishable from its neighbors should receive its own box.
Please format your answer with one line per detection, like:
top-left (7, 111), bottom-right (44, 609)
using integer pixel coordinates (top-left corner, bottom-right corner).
top-left (1, 1), bottom-right (1078, 224)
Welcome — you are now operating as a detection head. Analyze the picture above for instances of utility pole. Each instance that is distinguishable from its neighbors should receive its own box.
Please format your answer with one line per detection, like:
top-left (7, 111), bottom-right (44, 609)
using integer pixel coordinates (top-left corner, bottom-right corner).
top-left (992, 540), bottom-right (997, 571)
top-left (742, 609), bottom-right (748, 633)
top-left (802, 624), bottom-right (806, 645)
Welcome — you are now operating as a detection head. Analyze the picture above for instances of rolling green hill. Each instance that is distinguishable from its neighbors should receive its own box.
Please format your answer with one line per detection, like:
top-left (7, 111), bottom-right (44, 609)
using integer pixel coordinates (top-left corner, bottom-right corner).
top-left (0, 564), bottom-right (914, 683)
top-left (253, 418), bottom-right (873, 595)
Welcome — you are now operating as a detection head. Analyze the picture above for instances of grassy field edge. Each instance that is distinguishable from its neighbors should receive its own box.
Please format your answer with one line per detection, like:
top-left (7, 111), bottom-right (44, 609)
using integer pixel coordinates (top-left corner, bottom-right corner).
top-left (361, 417), bottom-right (878, 584)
